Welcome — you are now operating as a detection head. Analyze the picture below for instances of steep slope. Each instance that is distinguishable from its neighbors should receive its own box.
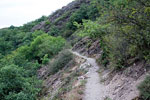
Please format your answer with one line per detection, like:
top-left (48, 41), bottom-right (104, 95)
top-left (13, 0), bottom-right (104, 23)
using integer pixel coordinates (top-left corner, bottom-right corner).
top-left (0, 0), bottom-right (150, 100)
top-left (31, 0), bottom-right (90, 33)
top-left (71, 37), bottom-right (150, 100)
top-left (38, 50), bottom-right (88, 100)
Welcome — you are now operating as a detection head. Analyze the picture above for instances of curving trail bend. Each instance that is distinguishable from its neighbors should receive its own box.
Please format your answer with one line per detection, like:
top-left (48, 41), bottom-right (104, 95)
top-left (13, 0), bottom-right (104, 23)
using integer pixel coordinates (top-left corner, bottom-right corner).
top-left (71, 51), bottom-right (106, 100)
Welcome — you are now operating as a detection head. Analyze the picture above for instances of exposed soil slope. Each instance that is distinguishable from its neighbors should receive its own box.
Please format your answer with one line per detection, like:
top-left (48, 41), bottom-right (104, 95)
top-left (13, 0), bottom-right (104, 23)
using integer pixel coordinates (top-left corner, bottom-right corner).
top-left (72, 37), bottom-right (150, 100)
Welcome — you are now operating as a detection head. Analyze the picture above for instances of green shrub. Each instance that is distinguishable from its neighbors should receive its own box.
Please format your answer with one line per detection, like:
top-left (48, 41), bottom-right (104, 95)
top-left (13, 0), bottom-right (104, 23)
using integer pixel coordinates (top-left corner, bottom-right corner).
top-left (0, 29), bottom-right (33, 56)
top-left (32, 30), bottom-right (45, 39)
top-left (138, 76), bottom-right (150, 100)
top-left (41, 54), bottom-right (49, 65)
top-left (61, 30), bottom-right (74, 38)
top-left (75, 20), bottom-right (108, 38)
top-left (5, 92), bottom-right (34, 100)
top-left (103, 32), bottom-right (130, 69)
top-left (45, 20), bottom-right (51, 25)
top-left (48, 25), bottom-right (60, 36)
top-left (67, 3), bottom-right (99, 31)
top-left (30, 34), bottom-right (66, 62)
top-left (0, 53), bottom-right (3, 59)
top-left (0, 65), bottom-right (41, 100)
top-left (89, 0), bottom-right (150, 69)
top-left (49, 50), bottom-right (73, 75)
top-left (54, 11), bottom-right (70, 24)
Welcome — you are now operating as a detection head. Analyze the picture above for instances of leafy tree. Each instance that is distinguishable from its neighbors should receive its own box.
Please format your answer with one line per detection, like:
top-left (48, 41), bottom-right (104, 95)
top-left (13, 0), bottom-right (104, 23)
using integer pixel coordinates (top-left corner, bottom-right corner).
top-left (30, 34), bottom-right (66, 62)
top-left (0, 28), bottom-right (33, 55)
top-left (48, 25), bottom-right (61, 36)
top-left (0, 65), bottom-right (41, 100)
top-left (76, 0), bottom-right (150, 69)
top-left (67, 3), bottom-right (99, 30)
top-left (32, 30), bottom-right (45, 39)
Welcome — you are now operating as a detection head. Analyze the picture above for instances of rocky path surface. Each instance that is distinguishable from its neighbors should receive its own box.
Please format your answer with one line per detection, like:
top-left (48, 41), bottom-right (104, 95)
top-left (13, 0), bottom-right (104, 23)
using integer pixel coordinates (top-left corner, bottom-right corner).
top-left (71, 51), bottom-right (106, 100)
top-left (71, 50), bottom-right (149, 100)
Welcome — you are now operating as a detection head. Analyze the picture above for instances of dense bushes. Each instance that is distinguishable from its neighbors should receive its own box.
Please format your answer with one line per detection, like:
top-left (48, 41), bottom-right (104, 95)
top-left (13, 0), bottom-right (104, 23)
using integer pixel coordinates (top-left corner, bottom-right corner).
top-left (0, 29), bottom-right (32, 55)
top-left (62, 3), bottom-right (99, 38)
top-left (1, 0), bottom-right (149, 99)
top-left (48, 50), bottom-right (73, 75)
top-left (75, 0), bottom-right (150, 69)
top-left (101, 0), bottom-right (149, 68)
top-left (138, 76), bottom-right (150, 100)
top-left (0, 65), bottom-right (41, 100)
top-left (0, 46), bottom-right (41, 100)
top-left (75, 20), bottom-right (108, 38)
top-left (0, 15), bottom-right (47, 56)
top-left (48, 25), bottom-right (61, 36)
top-left (30, 34), bottom-right (66, 62)
top-left (9, 32), bottom-right (66, 63)
top-left (0, 29), bottom-right (66, 99)
top-left (67, 3), bottom-right (99, 31)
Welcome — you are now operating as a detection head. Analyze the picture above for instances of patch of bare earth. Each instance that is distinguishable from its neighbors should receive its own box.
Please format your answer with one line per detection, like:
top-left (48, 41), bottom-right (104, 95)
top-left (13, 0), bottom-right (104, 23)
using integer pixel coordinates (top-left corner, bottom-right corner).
top-left (38, 53), bottom-right (90, 100)
top-left (72, 37), bottom-right (150, 100)
top-left (72, 50), bottom-right (150, 100)
top-left (71, 51), bottom-right (107, 100)
top-left (101, 61), bottom-right (150, 100)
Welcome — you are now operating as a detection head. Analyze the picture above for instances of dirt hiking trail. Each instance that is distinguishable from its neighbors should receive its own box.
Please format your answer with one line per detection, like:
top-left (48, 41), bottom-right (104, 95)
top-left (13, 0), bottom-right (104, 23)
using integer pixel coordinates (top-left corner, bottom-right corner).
top-left (71, 51), bottom-right (106, 100)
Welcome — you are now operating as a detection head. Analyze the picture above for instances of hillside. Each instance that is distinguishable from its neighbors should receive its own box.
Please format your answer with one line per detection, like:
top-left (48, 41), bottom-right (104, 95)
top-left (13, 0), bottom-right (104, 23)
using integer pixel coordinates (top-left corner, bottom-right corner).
top-left (0, 0), bottom-right (150, 100)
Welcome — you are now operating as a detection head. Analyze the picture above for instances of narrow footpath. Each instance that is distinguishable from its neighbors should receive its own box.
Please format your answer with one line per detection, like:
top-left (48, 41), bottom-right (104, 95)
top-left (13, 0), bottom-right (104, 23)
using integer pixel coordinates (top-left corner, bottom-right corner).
top-left (71, 51), bottom-right (106, 100)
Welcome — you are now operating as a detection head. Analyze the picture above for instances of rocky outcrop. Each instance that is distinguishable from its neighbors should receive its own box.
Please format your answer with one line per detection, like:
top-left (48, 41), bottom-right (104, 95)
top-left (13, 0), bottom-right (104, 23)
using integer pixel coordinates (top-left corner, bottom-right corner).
top-left (31, 0), bottom-right (90, 33)
top-left (38, 53), bottom-right (89, 100)
top-left (72, 36), bottom-right (150, 100)
top-left (99, 60), bottom-right (150, 100)
top-left (72, 37), bottom-right (101, 57)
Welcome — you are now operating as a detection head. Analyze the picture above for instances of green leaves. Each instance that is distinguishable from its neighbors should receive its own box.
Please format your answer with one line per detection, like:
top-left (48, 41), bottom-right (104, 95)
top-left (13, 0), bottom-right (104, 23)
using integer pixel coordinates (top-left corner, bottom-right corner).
top-left (0, 29), bottom-right (66, 99)
top-left (138, 76), bottom-right (150, 100)
top-left (0, 64), bottom-right (41, 100)
top-left (75, 0), bottom-right (150, 69)
top-left (48, 25), bottom-right (60, 36)
top-left (75, 19), bottom-right (110, 39)
top-left (66, 3), bottom-right (99, 31)
top-left (48, 50), bottom-right (73, 75)
top-left (41, 54), bottom-right (49, 65)
top-left (30, 34), bottom-right (66, 61)
top-left (144, 7), bottom-right (150, 15)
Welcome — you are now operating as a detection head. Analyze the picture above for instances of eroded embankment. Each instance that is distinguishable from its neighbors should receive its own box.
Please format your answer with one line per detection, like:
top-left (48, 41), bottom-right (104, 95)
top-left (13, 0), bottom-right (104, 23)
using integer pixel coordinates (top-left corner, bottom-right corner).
top-left (72, 37), bottom-right (150, 100)
top-left (73, 50), bottom-right (150, 100)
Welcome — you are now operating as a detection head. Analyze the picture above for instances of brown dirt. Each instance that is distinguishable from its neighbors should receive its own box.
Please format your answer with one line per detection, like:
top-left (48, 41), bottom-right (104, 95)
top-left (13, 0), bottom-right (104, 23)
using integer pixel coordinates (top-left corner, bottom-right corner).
top-left (72, 50), bottom-right (150, 100)
top-left (101, 61), bottom-right (150, 100)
